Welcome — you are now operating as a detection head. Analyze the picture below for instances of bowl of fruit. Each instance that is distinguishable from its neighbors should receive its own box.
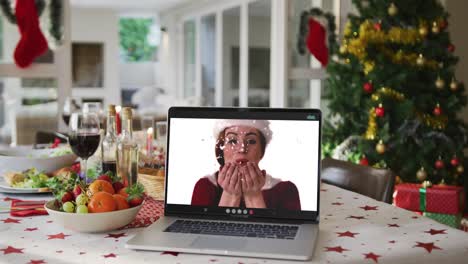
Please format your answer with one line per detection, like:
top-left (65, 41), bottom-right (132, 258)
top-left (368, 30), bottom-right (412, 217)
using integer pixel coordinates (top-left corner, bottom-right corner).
top-left (44, 173), bottom-right (145, 233)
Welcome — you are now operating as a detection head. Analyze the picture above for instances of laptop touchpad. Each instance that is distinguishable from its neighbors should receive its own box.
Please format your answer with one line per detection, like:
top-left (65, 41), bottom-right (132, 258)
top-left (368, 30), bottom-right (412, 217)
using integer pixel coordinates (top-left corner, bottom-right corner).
top-left (191, 237), bottom-right (246, 250)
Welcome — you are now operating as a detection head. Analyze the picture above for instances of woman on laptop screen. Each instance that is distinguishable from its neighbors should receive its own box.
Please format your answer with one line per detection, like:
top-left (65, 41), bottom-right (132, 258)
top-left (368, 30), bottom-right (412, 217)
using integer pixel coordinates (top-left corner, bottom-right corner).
top-left (191, 119), bottom-right (301, 210)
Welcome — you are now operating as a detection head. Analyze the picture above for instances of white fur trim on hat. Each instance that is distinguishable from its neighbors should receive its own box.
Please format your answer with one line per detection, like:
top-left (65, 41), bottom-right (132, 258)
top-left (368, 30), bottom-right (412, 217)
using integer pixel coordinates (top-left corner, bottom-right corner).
top-left (213, 119), bottom-right (273, 144)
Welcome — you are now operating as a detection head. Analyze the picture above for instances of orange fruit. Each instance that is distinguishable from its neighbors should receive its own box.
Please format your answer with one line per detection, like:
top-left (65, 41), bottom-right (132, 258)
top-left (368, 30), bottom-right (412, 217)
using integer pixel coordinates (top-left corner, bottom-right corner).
top-left (113, 194), bottom-right (129, 210)
top-left (88, 192), bottom-right (117, 213)
top-left (89, 180), bottom-right (115, 195)
top-left (118, 187), bottom-right (129, 198)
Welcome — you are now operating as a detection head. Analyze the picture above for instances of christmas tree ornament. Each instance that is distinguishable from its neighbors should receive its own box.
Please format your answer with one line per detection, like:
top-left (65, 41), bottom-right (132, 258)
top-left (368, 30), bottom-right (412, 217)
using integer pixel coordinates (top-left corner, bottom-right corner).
top-left (435, 76), bottom-right (445, 90)
top-left (450, 79), bottom-right (458, 91)
top-left (359, 156), bottom-right (369, 166)
top-left (456, 165), bottom-right (464, 174)
top-left (416, 167), bottom-right (428, 182)
top-left (416, 54), bottom-right (425, 66)
top-left (439, 19), bottom-right (448, 29)
top-left (447, 44), bottom-right (455, 53)
top-left (375, 104), bottom-right (385, 117)
top-left (418, 26), bottom-right (428, 37)
top-left (388, 3), bottom-right (398, 16)
top-left (371, 94), bottom-right (380, 101)
top-left (433, 103), bottom-right (441, 116)
top-left (373, 22), bottom-right (382, 31)
top-left (395, 175), bottom-right (402, 184)
top-left (363, 82), bottom-right (373, 93)
top-left (422, 180), bottom-right (433, 188)
top-left (361, 0), bottom-right (370, 8)
top-left (376, 140), bottom-right (386, 154)
top-left (435, 157), bottom-right (444, 169)
top-left (450, 156), bottom-right (459, 166)
top-left (438, 178), bottom-right (446, 186)
top-left (339, 45), bottom-right (347, 54)
top-left (431, 21), bottom-right (440, 34)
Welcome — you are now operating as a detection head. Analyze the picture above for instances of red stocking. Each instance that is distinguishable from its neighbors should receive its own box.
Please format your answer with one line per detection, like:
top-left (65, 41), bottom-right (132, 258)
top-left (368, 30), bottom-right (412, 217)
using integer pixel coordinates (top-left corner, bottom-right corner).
top-left (13, 0), bottom-right (49, 68)
top-left (306, 18), bottom-right (328, 67)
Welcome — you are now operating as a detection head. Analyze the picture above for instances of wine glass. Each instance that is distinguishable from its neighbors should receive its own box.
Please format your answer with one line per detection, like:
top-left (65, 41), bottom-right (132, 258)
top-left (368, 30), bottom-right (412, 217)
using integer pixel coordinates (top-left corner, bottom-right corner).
top-left (82, 102), bottom-right (105, 129)
top-left (62, 97), bottom-right (81, 126)
top-left (68, 112), bottom-right (101, 183)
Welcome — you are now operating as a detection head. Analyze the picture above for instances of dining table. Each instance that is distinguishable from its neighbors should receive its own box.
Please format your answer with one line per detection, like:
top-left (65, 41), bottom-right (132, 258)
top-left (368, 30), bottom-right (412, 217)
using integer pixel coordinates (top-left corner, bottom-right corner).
top-left (1, 183), bottom-right (467, 264)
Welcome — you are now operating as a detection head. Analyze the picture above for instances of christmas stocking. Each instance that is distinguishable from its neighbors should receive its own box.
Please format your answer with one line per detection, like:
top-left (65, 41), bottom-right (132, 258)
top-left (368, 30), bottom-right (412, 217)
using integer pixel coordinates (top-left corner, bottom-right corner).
top-left (306, 18), bottom-right (328, 67)
top-left (13, 0), bottom-right (49, 68)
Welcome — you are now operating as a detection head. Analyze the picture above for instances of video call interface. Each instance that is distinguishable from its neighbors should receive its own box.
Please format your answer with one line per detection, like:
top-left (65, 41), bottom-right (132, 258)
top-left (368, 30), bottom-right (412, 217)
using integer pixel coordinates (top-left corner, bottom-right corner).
top-left (166, 118), bottom-right (320, 212)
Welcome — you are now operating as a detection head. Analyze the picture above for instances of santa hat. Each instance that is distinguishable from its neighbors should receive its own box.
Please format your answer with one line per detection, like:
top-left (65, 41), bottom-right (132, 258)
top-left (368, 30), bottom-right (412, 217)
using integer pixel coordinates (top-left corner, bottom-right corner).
top-left (213, 119), bottom-right (273, 145)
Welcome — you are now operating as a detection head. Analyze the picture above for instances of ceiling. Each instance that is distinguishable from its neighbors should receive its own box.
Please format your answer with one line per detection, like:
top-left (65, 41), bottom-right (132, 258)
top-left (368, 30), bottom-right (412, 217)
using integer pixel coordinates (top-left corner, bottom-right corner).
top-left (70, 0), bottom-right (191, 12)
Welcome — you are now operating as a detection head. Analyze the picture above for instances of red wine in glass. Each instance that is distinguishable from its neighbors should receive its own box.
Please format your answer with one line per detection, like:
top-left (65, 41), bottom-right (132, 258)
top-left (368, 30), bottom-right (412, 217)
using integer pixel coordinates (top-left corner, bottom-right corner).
top-left (69, 133), bottom-right (100, 159)
top-left (102, 161), bottom-right (117, 175)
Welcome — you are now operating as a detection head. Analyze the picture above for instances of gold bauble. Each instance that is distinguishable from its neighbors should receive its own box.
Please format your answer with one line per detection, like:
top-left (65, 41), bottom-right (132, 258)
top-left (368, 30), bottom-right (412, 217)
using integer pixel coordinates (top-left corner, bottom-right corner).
top-left (339, 45), bottom-right (347, 54)
top-left (438, 179), bottom-right (446, 186)
top-left (457, 165), bottom-right (464, 174)
top-left (422, 180), bottom-right (433, 188)
top-left (416, 167), bottom-right (428, 182)
top-left (435, 77), bottom-right (445, 90)
top-left (432, 22), bottom-right (440, 34)
top-left (388, 3), bottom-right (398, 16)
top-left (416, 54), bottom-right (425, 66)
top-left (376, 140), bottom-right (386, 154)
top-left (419, 26), bottom-right (428, 37)
top-left (371, 94), bottom-right (380, 101)
top-left (450, 79), bottom-right (458, 91)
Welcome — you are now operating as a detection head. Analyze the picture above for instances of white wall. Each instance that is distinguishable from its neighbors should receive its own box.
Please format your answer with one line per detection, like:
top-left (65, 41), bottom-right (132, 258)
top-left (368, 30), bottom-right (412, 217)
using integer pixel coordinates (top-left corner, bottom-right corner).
top-left (70, 8), bottom-right (120, 105)
top-left (119, 62), bottom-right (158, 88)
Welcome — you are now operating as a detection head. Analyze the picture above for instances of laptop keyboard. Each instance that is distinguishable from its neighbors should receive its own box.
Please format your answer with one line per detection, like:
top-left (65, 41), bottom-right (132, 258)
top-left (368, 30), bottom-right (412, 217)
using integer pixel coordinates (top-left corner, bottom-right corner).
top-left (164, 220), bottom-right (299, 240)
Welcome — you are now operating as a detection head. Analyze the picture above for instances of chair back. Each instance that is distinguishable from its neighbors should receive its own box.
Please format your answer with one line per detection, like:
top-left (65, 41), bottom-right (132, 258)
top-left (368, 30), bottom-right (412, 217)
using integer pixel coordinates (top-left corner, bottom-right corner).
top-left (321, 158), bottom-right (395, 203)
top-left (34, 131), bottom-right (68, 149)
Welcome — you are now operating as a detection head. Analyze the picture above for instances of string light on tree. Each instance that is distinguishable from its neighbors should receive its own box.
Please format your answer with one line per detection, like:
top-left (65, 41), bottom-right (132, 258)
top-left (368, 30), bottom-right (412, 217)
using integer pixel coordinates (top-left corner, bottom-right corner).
top-left (375, 104), bottom-right (385, 117)
top-left (456, 165), bottom-right (464, 174)
top-left (450, 79), bottom-right (458, 91)
top-left (431, 21), bottom-right (440, 34)
top-left (433, 103), bottom-right (442, 116)
top-left (419, 25), bottom-right (428, 37)
top-left (376, 140), bottom-right (386, 154)
top-left (435, 76), bottom-right (445, 90)
top-left (388, 3), bottom-right (398, 16)
top-left (416, 54), bottom-right (425, 66)
top-left (416, 167), bottom-right (428, 182)
top-left (435, 157), bottom-right (444, 169)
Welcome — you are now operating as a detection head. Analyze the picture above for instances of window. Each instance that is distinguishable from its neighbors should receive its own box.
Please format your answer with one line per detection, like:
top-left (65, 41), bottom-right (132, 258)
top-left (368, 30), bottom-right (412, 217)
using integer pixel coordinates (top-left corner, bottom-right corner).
top-left (119, 18), bottom-right (158, 62)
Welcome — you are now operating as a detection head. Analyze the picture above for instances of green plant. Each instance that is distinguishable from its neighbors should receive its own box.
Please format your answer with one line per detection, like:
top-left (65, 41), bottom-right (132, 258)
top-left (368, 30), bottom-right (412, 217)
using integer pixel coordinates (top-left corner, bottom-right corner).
top-left (119, 18), bottom-right (157, 62)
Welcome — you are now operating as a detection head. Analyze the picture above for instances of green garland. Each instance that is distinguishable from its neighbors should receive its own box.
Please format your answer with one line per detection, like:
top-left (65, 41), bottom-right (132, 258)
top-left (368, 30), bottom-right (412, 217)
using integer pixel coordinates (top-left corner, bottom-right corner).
top-left (297, 7), bottom-right (338, 56)
top-left (0, 0), bottom-right (62, 43)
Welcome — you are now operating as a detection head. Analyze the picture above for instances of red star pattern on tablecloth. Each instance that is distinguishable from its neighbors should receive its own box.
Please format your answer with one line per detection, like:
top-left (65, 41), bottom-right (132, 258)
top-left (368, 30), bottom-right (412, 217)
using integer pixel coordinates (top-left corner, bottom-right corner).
top-left (332, 202), bottom-right (343, 206)
top-left (364, 252), bottom-right (381, 263)
top-left (388, 224), bottom-right (400, 228)
top-left (79, 252), bottom-right (86, 255)
top-left (347, 215), bottom-right (366, 220)
top-left (360, 205), bottom-right (378, 211)
top-left (105, 233), bottom-right (127, 239)
top-left (424, 229), bottom-right (447, 235)
top-left (413, 242), bottom-right (442, 253)
top-left (161, 251), bottom-right (180, 256)
top-left (1, 218), bottom-right (21, 223)
top-left (47, 233), bottom-right (70, 240)
top-left (28, 260), bottom-right (45, 264)
top-left (103, 253), bottom-right (117, 258)
top-left (0, 246), bottom-right (24, 254)
top-left (325, 246), bottom-right (349, 253)
top-left (388, 240), bottom-right (396, 243)
top-left (24, 227), bottom-right (38, 231)
top-left (336, 231), bottom-right (359, 238)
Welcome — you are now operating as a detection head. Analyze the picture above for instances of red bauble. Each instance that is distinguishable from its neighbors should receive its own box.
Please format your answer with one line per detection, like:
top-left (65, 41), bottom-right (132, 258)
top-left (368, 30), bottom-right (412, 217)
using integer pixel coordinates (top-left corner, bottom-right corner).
top-left (435, 159), bottom-right (444, 169)
top-left (439, 20), bottom-right (448, 29)
top-left (433, 106), bottom-right (442, 116)
top-left (373, 22), bottom-right (382, 31)
top-left (359, 157), bottom-right (369, 166)
top-left (447, 44), bottom-right (455, 53)
top-left (363, 82), bottom-right (373, 93)
top-left (375, 104), bottom-right (385, 117)
top-left (450, 157), bottom-right (459, 166)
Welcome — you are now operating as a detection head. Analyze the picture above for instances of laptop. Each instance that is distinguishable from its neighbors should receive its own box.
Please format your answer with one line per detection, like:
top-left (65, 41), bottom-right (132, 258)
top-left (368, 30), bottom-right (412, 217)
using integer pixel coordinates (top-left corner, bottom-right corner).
top-left (126, 107), bottom-right (321, 260)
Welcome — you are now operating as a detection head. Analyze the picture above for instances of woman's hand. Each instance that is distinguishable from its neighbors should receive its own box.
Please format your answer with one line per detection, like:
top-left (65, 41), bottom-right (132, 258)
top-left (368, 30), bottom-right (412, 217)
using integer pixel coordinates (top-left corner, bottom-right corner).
top-left (218, 162), bottom-right (242, 207)
top-left (241, 162), bottom-right (266, 208)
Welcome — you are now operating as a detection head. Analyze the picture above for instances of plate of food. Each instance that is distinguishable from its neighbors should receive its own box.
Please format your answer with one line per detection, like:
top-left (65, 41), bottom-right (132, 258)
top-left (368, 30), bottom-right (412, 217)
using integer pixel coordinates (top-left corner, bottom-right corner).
top-left (0, 168), bottom-right (53, 193)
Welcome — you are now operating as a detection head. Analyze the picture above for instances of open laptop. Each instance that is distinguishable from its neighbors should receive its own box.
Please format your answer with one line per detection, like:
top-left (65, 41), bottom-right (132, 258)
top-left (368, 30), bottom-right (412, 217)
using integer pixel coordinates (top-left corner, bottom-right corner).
top-left (126, 107), bottom-right (321, 260)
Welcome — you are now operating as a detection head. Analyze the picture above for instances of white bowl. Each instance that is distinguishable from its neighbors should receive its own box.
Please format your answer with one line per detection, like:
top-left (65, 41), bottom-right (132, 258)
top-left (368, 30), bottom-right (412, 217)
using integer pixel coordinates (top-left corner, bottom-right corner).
top-left (44, 200), bottom-right (142, 233)
top-left (0, 147), bottom-right (77, 175)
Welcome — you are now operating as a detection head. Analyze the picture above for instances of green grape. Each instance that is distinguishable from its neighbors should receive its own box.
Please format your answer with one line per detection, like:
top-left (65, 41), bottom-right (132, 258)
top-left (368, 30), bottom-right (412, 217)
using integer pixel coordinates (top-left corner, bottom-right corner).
top-left (75, 194), bottom-right (89, 206)
top-left (63, 201), bottom-right (75, 213)
top-left (76, 205), bottom-right (88, 214)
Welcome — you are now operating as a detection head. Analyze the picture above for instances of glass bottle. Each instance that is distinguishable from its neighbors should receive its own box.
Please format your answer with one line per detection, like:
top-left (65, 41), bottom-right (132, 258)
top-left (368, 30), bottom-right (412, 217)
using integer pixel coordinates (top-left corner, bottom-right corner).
top-left (116, 107), bottom-right (139, 186)
top-left (101, 104), bottom-right (117, 176)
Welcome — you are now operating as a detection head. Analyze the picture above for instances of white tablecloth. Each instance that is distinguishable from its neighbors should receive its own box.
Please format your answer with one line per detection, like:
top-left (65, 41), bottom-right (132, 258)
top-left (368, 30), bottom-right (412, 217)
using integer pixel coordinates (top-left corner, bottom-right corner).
top-left (1, 183), bottom-right (468, 263)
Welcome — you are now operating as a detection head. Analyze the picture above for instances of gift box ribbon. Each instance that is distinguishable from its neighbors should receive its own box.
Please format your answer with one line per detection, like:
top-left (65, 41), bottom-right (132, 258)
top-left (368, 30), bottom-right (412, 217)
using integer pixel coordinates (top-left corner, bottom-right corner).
top-left (419, 187), bottom-right (427, 212)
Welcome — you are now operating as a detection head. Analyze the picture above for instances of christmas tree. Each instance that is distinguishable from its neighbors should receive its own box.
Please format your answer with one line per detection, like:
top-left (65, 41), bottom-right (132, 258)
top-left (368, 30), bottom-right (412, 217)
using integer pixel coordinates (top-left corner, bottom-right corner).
top-left (322, 0), bottom-right (467, 185)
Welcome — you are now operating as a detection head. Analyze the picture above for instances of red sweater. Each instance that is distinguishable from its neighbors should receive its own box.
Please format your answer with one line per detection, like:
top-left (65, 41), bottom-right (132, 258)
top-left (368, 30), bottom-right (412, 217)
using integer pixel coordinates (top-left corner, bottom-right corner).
top-left (191, 177), bottom-right (301, 210)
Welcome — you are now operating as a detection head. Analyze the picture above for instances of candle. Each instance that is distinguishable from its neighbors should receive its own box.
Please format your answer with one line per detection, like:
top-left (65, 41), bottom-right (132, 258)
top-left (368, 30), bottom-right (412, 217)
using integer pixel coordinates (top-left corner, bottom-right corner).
top-left (146, 127), bottom-right (154, 157)
top-left (115, 105), bottom-right (121, 135)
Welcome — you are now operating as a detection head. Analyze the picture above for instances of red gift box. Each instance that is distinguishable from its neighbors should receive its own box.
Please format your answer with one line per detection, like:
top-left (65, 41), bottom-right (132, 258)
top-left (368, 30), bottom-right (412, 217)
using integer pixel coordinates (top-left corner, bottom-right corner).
top-left (393, 183), bottom-right (464, 215)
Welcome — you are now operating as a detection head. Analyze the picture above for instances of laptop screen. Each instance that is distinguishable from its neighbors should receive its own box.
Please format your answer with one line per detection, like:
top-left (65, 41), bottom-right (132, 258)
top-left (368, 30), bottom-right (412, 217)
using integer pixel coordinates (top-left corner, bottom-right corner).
top-left (164, 107), bottom-right (321, 221)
